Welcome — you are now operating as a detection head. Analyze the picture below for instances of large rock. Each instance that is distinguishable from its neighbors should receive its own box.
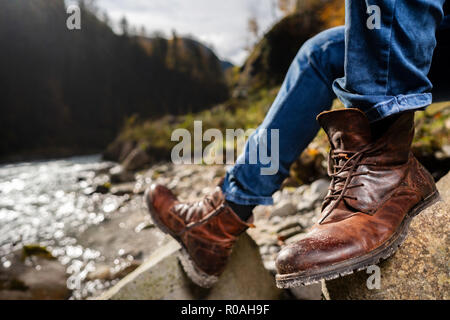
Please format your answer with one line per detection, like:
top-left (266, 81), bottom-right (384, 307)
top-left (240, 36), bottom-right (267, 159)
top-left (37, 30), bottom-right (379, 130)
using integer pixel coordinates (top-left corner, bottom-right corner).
top-left (237, 1), bottom-right (344, 93)
top-left (325, 172), bottom-right (450, 299)
top-left (98, 233), bottom-right (283, 300)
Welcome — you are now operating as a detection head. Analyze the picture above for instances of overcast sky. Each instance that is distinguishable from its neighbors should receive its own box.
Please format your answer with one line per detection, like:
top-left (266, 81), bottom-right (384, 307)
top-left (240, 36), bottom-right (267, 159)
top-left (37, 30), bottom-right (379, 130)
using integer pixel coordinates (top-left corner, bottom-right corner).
top-left (94, 0), bottom-right (284, 65)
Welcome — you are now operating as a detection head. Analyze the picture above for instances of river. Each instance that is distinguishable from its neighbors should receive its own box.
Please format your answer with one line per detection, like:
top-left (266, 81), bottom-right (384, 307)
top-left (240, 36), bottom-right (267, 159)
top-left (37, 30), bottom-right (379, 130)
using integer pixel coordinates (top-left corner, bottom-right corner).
top-left (0, 155), bottom-right (138, 299)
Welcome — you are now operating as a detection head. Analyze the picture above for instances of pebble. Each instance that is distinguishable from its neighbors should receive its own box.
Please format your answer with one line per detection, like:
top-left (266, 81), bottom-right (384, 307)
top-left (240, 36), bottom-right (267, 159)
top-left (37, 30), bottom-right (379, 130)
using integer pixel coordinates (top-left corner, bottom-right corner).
top-left (270, 200), bottom-right (297, 217)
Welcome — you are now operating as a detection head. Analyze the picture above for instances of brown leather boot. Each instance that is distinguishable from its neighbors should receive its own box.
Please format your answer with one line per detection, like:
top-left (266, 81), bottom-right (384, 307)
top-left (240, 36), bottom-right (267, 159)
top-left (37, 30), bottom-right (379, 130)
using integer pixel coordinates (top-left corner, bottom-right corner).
top-left (275, 108), bottom-right (440, 288)
top-left (144, 184), bottom-right (252, 288)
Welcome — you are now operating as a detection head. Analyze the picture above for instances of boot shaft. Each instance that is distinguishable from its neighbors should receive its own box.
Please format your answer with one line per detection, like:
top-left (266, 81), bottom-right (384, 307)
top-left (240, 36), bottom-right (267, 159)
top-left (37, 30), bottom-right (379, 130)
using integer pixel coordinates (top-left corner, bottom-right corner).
top-left (317, 108), bottom-right (414, 165)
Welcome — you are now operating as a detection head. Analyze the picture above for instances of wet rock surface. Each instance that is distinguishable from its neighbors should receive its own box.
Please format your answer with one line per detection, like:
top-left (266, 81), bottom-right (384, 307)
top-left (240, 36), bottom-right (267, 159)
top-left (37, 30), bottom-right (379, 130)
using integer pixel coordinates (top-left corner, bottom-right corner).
top-left (325, 172), bottom-right (450, 300)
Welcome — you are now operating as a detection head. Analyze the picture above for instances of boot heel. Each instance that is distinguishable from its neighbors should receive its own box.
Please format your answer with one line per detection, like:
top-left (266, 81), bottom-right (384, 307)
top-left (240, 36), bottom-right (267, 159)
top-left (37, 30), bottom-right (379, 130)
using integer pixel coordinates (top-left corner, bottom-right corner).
top-left (409, 190), bottom-right (441, 218)
top-left (178, 248), bottom-right (219, 288)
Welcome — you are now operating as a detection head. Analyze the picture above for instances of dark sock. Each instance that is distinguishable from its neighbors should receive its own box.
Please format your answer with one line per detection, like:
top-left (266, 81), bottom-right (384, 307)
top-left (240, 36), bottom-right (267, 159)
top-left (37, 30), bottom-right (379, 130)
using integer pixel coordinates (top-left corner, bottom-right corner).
top-left (370, 114), bottom-right (401, 139)
top-left (227, 201), bottom-right (255, 221)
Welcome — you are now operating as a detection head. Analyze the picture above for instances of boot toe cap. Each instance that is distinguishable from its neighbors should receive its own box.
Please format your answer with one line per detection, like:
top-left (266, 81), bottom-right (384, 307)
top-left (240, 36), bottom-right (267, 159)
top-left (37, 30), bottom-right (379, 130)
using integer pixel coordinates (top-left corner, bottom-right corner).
top-left (146, 184), bottom-right (176, 206)
top-left (275, 232), bottom-right (361, 275)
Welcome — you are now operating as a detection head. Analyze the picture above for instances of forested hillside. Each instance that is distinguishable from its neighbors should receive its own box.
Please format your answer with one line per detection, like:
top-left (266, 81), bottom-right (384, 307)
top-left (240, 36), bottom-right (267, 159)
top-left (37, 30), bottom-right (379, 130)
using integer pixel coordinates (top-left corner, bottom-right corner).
top-left (0, 0), bottom-right (228, 159)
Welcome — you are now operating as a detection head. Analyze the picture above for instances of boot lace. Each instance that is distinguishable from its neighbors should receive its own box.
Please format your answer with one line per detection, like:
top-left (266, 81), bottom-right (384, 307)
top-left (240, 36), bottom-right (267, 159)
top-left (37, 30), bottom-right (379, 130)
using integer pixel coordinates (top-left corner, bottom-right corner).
top-left (318, 142), bottom-right (384, 224)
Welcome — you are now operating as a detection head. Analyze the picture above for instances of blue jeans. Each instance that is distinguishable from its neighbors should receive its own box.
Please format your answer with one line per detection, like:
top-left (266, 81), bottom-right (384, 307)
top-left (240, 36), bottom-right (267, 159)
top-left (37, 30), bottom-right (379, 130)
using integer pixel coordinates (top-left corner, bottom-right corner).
top-left (222, 1), bottom-right (448, 206)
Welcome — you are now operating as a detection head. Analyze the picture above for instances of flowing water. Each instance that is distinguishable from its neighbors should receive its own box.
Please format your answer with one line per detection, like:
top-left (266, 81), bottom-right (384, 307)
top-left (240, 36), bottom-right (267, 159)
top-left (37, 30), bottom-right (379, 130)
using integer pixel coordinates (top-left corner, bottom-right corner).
top-left (0, 155), bottom-right (132, 298)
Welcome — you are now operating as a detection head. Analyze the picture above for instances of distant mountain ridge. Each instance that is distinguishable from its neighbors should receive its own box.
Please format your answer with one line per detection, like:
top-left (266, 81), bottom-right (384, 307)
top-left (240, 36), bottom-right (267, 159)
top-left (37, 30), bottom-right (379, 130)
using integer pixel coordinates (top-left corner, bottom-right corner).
top-left (0, 0), bottom-right (228, 159)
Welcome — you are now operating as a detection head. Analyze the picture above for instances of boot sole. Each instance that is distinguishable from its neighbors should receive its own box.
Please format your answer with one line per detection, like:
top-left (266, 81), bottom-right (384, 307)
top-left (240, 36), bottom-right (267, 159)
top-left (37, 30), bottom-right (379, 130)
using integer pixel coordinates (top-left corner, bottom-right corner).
top-left (144, 188), bottom-right (219, 288)
top-left (275, 190), bottom-right (442, 288)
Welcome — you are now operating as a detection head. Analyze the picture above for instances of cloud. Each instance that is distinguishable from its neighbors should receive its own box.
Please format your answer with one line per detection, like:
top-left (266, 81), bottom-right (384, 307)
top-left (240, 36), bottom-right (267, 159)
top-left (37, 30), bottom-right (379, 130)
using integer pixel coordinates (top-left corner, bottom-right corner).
top-left (95, 0), bottom-right (283, 65)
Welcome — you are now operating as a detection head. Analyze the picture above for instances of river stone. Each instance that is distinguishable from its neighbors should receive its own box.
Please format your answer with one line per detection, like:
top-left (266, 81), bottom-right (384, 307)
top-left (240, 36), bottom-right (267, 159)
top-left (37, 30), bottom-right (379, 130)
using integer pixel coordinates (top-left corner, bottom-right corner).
top-left (270, 200), bottom-right (297, 217)
top-left (325, 172), bottom-right (450, 299)
top-left (309, 178), bottom-right (330, 200)
top-left (98, 233), bottom-right (283, 300)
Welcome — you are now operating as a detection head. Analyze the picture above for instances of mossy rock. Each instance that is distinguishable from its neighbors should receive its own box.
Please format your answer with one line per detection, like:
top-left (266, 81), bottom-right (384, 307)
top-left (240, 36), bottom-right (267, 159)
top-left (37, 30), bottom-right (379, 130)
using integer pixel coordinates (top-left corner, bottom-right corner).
top-left (21, 244), bottom-right (55, 261)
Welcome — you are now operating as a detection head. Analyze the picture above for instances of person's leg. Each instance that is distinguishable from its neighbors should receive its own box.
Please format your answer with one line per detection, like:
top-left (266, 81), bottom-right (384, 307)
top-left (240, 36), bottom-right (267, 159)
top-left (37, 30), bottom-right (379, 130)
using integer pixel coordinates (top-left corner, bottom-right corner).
top-left (333, 0), bottom-right (446, 122)
top-left (146, 27), bottom-right (347, 287)
top-left (276, 0), bottom-right (445, 288)
top-left (222, 27), bottom-right (345, 214)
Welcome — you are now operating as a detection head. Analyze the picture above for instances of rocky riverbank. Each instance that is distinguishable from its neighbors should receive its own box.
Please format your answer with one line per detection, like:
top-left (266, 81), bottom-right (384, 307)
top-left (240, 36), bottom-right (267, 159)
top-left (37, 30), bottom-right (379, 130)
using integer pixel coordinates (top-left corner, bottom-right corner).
top-left (1, 151), bottom-right (448, 299)
top-left (75, 161), bottom-right (328, 299)
top-left (90, 161), bottom-right (449, 300)
top-left (0, 157), bottom-right (322, 300)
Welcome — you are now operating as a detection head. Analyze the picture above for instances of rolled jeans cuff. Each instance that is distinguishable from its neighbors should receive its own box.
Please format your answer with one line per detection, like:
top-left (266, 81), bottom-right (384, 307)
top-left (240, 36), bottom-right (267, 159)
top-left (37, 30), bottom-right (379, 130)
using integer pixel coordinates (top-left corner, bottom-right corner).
top-left (364, 93), bottom-right (432, 122)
